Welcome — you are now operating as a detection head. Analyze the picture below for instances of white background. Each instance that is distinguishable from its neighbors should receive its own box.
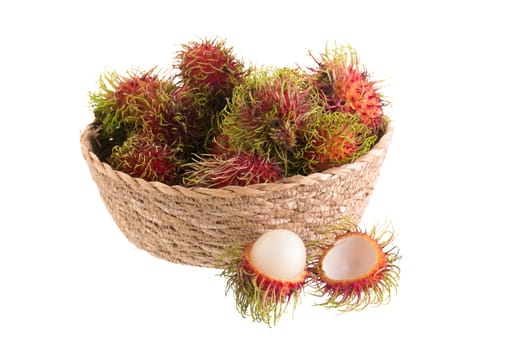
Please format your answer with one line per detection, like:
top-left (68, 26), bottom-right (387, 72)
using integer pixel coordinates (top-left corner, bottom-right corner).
top-left (1, 1), bottom-right (524, 349)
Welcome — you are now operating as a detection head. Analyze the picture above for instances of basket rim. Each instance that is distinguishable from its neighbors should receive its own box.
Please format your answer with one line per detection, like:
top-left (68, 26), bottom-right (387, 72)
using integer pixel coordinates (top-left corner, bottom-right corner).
top-left (80, 122), bottom-right (393, 198)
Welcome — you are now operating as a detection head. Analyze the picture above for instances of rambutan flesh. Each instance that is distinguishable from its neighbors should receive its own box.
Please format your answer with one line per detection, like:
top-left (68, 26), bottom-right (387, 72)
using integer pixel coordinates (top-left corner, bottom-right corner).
top-left (294, 111), bottom-right (378, 174)
top-left (108, 132), bottom-right (181, 185)
top-left (183, 152), bottom-right (283, 188)
top-left (174, 37), bottom-right (247, 105)
top-left (308, 44), bottom-right (388, 134)
top-left (220, 67), bottom-right (324, 166)
top-left (218, 229), bottom-right (308, 326)
top-left (310, 220), bottom-right (400, 312)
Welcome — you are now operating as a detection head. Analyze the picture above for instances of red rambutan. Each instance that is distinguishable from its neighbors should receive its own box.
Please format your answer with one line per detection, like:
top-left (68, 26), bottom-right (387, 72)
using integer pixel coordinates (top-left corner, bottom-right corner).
top-left (183, 152), bottom-right (283, 188)
top-left (295, 111), bottom-right (378, 174)
top-left (108, 132), bottom-right (181, 185)
top-left (174, 37), bottom-right (247, 104)
top-left (220, 67), bottom-right (324, 167)
top-left (308, 44), bottom-right (388, 134)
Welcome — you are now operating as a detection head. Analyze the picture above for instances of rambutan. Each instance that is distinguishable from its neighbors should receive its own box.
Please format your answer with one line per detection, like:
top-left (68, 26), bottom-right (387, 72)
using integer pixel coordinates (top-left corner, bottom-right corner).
top-left (309, 219), bottom-right (400, 312)
top-left (89, 68), bottom-right (180, 138)
top-left (220, 67), bottom-right (324, 167)
top-left (218, 229), bottom-right (308, 326)
top-left (174, 37), bottom-right (247, 105)
top-left (170, 85), bottom-right (214, 154)
top-left (183, 152), bottom-right (283, 188)
top-left (294, 111), bottom-right (378, 174)
top-left (108, 132), bottom-right (181, 185)
top-left (308, 44), bottom-right (388, 134)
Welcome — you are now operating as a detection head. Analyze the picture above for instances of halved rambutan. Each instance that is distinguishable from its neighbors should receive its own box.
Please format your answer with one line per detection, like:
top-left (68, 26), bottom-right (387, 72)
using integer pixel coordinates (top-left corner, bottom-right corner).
top-left (310, 220), bottom-right (400, 312)
top-left (218, 229), bottom-right (308, 326)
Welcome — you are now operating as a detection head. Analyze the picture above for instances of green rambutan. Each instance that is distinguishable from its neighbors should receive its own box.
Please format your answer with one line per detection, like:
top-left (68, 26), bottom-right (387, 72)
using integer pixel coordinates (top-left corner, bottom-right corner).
top-left (220, 67), bottom-right (324, 167)
top-left (294, 111), bottom-right (378, 174)
top-left (108, 132), bottom-right (181, 185)
top-left (218, 229), bottom-right (308, 326)
top-left (174, 37), bottom-right (247, 105)
top-left (308, 44), bottom-right (388, 134)
top-left (183, 152), bottom-right (283, 188)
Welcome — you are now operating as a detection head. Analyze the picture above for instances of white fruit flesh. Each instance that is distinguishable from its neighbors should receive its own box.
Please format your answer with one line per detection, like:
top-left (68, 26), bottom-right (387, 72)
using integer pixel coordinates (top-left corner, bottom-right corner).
top-left (250, 229), bottom-right (306, 281)
top-left (322, 235), bottom-right (378, 281)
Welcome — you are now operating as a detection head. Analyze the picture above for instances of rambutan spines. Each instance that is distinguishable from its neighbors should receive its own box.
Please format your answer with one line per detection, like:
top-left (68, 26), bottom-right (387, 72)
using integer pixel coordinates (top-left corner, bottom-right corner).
top-left (174, 37), bottom-right (247, 103)
top-left (307, 44), bottom-right (388, 134)
top-left (89, 68), bottom-right (181, 140)
top-left (218, 229), bottom-right (308, 326)
top-left (183, 152), bottom-right (284, 188)
top-left (220, 67), bottom-right (324, 165)
top-left (108, 132), bottom-right (181, 185)
top-left (294, 111), bottom-right (377, 174)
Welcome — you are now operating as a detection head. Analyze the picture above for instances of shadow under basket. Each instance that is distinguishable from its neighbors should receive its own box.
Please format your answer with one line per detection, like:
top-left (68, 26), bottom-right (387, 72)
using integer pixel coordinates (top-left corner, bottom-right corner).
top-left (80, 123), bottom-right (393, 268)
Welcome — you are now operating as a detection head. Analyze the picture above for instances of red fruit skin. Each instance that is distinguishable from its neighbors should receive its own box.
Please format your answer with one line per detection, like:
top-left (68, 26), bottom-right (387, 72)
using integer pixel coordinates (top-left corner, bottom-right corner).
top-left (108, 133), bottom-right (180, 185)
top-left (305, 126), bottom-right (360, 172)
top-left (332, 69), bottom-right (386, 133)
top-left (175, 38), bottom-right (245, 100)
top-left (185, 152), bottom-right (283, 189)
top-left (308, 46), bottom-right (387, 134)
top-left (242, 243), bottom-right (307, 300)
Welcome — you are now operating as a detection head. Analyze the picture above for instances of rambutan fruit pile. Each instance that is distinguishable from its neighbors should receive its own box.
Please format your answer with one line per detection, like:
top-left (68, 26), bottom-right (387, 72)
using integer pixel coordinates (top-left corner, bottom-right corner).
top-left (88, 39), bottom-right (388, 187)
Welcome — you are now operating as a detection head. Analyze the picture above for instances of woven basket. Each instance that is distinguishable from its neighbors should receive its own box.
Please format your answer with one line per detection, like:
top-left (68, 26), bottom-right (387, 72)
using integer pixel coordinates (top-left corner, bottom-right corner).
top-left (80, 123), bottom-right (393, 268)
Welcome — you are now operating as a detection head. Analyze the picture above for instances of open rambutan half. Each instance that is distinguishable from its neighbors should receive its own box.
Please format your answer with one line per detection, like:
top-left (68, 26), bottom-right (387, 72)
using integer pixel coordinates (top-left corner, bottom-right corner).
top-left (310, 220), bottom-right (400, 312)
top-left (218, 229), bottom-right (308, 326)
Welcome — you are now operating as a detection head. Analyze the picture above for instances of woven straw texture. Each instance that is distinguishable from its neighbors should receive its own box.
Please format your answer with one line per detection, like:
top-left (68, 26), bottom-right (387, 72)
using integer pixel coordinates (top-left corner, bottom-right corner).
top-left (80, 123), bottom-right (393, 268)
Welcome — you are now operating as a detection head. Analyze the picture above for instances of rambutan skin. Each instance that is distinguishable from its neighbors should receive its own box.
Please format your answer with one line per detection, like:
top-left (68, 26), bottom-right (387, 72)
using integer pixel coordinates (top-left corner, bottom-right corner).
top-left (293, 111), bottom-right (378, 174)
top-left (174, 37), bottom-right (247, 103)
top-left (108, 132), bottom-right (181, 185)
top-left (307, 44), bottom-right (388, 134)
top-left (220, 67), bottom-right (324, 165)
top-left (89, 67), bottom-right (190, 155)
top-left (183, 152), bottom-right (283, 188)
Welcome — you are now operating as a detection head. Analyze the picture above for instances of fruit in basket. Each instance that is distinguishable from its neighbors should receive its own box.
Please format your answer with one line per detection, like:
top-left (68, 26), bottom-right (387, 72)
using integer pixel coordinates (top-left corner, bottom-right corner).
top-left (183, 151), bottom-right (283, 188)
top-left (175, 37), bottom-right (247, 101)
top-left (173, 37), bottom-right (248, 149)
top-left (220, 67), bottom-right (324, 170)
top-left (309, 220), bottom-right (400, 312)
top-left (294, 111), bottom-right (378, 173)
top-left (89, 68), bottom-right (181, 139)
top-left (108, 132), bottom-right (181, 185)
top-left (218, 229), bottom-right (308, 326)
top-left (307, 44), bottom-right (387, 134)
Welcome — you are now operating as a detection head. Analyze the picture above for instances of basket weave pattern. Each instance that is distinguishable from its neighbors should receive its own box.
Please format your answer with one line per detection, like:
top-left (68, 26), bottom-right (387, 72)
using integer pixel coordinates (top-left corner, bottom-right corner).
top-left (81, 123), bottom-right (393, 268)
